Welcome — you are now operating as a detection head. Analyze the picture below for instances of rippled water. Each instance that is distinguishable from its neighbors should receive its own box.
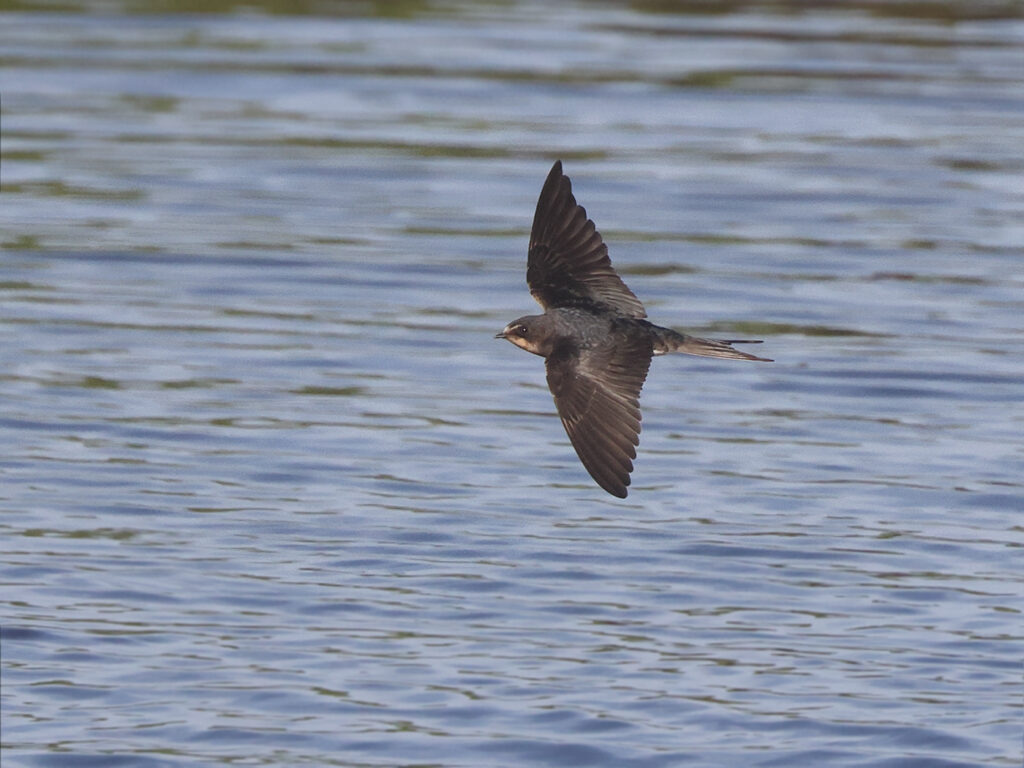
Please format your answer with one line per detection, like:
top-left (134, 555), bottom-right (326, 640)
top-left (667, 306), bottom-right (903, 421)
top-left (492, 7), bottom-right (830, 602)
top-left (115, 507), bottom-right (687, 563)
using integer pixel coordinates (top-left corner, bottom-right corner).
top-left (2, 2), bottom-right (1022, 766)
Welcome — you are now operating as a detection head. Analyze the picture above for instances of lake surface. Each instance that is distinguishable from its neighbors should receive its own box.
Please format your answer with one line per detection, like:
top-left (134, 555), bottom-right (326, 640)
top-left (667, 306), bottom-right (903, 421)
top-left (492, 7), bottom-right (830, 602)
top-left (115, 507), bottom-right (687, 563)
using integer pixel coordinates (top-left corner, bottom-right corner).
top-left (2, 1), bottom-right (1022, 766)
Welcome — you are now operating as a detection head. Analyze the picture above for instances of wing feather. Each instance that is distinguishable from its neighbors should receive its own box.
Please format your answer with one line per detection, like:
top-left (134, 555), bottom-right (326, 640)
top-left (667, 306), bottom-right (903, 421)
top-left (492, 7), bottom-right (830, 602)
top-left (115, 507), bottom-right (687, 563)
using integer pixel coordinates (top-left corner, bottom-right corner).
top-left (545, 330), bottom-right (653, 497)
top-left (527, 161), bottom-right (646, 318)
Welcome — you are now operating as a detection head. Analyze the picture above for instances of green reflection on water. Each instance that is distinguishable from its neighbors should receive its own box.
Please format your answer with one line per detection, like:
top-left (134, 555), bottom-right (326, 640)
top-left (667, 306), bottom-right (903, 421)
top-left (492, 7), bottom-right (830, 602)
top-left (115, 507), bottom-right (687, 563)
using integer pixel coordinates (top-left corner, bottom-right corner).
top-left (0, 0), bottom-right (434, 14)
top-left (705, 321), bottom-right (889, 338)
top-left (3, 0), bottom-right (1021, 21)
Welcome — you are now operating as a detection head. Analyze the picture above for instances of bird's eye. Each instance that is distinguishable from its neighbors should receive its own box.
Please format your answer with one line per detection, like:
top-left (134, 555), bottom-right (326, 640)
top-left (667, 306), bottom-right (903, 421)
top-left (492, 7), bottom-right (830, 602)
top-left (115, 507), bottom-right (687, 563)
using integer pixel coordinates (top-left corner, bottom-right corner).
top-left (517, 325), bottom-right (528, 337)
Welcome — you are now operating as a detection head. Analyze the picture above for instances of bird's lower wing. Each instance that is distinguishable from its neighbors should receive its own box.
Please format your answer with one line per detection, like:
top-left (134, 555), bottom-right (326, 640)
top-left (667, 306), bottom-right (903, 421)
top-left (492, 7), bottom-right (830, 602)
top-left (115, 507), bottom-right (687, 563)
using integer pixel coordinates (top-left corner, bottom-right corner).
top-left (545, 335), bottom-right (652, 498)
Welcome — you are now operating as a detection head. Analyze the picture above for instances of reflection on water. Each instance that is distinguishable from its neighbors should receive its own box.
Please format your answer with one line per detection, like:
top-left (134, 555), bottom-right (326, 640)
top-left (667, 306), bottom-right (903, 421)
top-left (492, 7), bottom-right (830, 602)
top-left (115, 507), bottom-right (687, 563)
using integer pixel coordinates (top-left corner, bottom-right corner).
top-left (2, 1), bottom-right (1022, 767)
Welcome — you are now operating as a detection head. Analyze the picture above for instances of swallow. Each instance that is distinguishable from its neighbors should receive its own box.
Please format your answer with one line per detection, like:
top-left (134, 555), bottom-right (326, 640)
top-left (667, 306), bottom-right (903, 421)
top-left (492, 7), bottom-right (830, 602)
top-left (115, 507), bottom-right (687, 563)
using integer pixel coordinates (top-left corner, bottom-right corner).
top-left (497, 160), bottom-right (772, 498)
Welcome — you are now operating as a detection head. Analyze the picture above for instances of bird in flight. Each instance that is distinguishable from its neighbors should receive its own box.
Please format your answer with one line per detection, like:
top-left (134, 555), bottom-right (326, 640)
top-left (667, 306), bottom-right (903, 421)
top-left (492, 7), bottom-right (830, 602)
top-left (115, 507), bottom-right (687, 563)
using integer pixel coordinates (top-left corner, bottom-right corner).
top-left (497, 160), bottom-right (771, 498)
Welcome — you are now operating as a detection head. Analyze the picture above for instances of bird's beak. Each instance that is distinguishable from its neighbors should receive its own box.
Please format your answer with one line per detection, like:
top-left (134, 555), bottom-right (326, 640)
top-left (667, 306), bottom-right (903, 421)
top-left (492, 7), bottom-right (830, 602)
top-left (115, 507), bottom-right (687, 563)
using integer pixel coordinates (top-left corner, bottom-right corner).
top-left (495, 329), bottom-right (508, 339)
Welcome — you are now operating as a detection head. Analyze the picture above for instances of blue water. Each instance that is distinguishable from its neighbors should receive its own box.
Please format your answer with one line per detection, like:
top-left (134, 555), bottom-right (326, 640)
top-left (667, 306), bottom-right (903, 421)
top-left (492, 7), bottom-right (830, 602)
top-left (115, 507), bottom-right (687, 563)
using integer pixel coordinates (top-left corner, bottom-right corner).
top-left (1, 2), bottom-right (1022, 766)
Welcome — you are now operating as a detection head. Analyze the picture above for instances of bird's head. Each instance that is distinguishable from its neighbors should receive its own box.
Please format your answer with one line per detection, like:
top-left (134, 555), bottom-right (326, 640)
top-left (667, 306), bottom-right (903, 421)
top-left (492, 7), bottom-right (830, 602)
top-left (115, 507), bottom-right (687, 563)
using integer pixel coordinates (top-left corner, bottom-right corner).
top-left (495, 315), bottom-right (553, 357)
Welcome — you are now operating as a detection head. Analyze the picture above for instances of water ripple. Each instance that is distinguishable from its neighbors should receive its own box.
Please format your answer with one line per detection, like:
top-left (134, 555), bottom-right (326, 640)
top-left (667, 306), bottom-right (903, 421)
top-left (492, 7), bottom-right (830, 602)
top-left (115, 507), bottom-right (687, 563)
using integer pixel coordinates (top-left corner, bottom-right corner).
top-left (2, 2), bottom-right (1022, 767)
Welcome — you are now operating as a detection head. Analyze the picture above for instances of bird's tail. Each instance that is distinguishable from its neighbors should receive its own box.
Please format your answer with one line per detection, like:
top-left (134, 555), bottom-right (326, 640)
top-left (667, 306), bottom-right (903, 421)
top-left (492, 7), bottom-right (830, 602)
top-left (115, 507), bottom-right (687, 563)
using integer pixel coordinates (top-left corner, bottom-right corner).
top-left (650, 325), bottom-right (772, 362)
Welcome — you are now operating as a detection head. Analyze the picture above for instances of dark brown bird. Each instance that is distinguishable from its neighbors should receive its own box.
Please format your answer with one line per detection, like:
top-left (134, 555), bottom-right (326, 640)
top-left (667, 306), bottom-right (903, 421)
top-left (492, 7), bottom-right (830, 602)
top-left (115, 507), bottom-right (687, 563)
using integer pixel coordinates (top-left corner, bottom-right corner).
top-left (497, 160), bottom-right (771, 498)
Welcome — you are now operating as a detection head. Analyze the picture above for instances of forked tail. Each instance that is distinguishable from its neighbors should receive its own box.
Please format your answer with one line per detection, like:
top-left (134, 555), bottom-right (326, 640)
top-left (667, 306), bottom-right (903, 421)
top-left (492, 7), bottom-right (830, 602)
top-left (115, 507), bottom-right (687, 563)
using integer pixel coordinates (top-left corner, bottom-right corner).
top-left (650, 325), bottom-right (772, 362)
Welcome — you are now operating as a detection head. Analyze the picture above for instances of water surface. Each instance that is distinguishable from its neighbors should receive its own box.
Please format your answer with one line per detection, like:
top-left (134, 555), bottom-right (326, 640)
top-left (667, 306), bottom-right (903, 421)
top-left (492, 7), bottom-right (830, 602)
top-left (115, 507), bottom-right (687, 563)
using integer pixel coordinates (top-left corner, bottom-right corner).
top-left (2, 1), bottom-right (1022, 766)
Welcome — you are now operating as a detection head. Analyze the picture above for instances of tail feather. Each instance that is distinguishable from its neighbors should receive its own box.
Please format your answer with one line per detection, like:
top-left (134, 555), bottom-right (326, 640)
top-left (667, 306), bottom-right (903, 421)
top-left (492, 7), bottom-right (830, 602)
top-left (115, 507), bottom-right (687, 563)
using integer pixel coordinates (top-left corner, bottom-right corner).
top-left (652, 326), bottom-right (773, 362)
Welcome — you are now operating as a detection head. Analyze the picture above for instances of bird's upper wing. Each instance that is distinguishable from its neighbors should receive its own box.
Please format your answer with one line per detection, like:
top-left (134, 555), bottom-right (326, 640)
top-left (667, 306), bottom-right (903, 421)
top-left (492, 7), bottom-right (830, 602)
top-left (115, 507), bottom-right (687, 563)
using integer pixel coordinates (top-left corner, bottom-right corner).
top-left (527, 160), bottom-right (646, 318)
top-left (545, 330), bottom-right (653, 498)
